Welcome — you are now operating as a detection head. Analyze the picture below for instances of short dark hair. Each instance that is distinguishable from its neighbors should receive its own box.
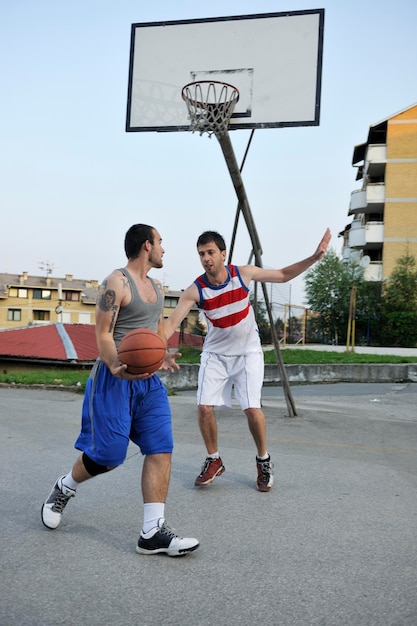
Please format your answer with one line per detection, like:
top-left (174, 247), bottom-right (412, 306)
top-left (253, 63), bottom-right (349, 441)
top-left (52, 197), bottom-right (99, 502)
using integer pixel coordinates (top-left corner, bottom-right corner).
top-left (196, 231), bottom-right (226, 252)
top-left (124, 224), bottom-right (154, 259)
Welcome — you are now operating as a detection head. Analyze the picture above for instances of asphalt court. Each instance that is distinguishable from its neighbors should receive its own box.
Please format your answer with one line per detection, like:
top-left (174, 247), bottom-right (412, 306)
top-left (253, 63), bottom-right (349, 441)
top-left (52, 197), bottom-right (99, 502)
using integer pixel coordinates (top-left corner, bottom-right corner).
top-left (1, 383), bottom-right (416, 626)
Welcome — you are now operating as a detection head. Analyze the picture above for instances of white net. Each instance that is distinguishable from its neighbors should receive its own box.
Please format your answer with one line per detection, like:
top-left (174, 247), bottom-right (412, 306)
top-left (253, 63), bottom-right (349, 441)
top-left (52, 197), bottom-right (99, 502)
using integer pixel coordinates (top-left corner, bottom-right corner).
top-left (182, 81), bottom-right (239, 136)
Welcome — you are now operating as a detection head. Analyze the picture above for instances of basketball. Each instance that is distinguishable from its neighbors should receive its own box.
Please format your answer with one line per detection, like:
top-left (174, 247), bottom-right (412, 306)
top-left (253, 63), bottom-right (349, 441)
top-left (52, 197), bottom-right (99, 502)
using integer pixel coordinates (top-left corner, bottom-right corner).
top-left (118, 329), bottom-right (167, 375)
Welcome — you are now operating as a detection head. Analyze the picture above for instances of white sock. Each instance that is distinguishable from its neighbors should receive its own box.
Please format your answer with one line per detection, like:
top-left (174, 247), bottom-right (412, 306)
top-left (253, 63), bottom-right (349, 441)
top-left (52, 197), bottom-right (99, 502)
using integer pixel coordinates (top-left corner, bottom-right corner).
top-left (143, 502), bottom-right (165, 533)
top-left (257, 452), bottom-right (270, 461)
top-left (208, 451), bottom-right (219, 459)
top-left (61, 471), bottom-right (80, 491)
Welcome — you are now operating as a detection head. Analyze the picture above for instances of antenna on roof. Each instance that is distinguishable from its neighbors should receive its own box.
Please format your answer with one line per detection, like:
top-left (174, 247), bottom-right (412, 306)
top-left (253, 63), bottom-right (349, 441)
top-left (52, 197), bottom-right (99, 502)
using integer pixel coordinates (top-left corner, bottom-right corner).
top-left (38, 260), bottom-right (54, 277)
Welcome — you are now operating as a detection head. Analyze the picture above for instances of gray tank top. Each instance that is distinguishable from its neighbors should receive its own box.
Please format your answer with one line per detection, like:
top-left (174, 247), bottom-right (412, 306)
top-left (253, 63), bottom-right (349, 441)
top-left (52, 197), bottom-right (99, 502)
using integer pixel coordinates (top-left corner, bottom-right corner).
top-left (113, 268), bottom-right (163, 347)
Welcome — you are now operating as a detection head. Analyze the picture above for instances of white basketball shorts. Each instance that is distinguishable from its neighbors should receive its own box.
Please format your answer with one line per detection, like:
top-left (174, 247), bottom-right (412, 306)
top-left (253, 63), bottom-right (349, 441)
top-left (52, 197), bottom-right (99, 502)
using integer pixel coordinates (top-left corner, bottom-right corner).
top-left (197, 351), bottom-right (264, 410)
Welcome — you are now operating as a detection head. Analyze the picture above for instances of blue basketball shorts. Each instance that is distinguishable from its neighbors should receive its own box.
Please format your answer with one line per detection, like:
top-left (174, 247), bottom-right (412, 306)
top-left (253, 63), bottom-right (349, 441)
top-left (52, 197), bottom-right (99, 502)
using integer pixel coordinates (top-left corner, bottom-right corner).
top-left (74, 359), bottom-right (173, 466)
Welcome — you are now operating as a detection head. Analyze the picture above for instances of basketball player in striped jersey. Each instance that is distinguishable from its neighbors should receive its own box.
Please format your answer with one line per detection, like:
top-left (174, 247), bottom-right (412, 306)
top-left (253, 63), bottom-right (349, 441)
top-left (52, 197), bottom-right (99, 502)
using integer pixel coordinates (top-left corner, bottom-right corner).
top-left (163, 228), bottom-right (331, 492)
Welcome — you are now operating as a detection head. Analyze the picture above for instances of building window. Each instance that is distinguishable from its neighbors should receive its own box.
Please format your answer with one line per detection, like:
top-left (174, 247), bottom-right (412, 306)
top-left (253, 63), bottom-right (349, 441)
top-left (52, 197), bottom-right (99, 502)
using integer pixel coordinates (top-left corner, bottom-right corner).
top-left (33, 289), bottom-right (52, 300)
top-left (64, 291), bottom-right (80, 302)
top-left (8, 287), bottom-right (28, 298)
top-left (78, 313), bottom-right (91, 324)
top-left (7, 309), bottom-right (21, 321)
top-left (164, 297), bottom-right (179, 308)
top-left (33, 310), bottom-right (50, 321)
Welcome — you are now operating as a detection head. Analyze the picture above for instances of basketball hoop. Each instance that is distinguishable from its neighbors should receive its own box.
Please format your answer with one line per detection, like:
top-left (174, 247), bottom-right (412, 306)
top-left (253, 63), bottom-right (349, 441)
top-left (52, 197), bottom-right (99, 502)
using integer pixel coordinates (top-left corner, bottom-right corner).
top-left (181, 80), bottom-right (240, 137)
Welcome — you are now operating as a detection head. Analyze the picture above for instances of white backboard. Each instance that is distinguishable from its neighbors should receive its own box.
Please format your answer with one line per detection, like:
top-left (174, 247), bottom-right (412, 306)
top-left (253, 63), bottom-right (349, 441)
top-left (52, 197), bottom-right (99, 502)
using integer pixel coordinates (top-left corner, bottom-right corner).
top-left (126, 10), bottom-right (325, 133)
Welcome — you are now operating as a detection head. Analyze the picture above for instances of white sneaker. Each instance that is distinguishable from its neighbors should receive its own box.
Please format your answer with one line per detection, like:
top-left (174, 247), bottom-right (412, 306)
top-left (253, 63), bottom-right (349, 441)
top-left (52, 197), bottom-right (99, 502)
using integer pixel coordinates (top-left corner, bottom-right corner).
top-left (136, 518), bottom-right (199, 556)
top-left (41, 476), bottom-right (76, 529)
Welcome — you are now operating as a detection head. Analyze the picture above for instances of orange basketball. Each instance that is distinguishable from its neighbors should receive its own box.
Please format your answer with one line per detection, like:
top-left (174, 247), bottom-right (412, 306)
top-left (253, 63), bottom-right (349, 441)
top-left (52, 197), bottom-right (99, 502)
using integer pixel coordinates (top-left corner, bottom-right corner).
top-left (118, 329), bottom-right (167, 375)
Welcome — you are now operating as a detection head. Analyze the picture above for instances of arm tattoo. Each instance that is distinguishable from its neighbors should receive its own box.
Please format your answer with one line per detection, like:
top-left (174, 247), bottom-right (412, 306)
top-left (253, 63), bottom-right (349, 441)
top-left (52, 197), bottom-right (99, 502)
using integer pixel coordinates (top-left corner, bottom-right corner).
top-left (97, 280), bottom-right (119, 333)
top-left (98, 288), bottom-right (116, 312)
top-left (108, 306), bottom-right (118, 333)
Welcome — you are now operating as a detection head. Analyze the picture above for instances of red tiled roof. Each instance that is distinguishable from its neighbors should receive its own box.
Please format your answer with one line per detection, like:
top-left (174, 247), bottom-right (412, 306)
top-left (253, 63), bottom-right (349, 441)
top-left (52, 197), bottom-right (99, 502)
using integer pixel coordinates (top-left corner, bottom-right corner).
top-left (168, 332), bottom-right (204, 349)
top-left (0, 324), bottom-right (98, 362)
top-left (0, 324), bottom-right (203, 363)
top-left (64, 324), bottom-right (99, 360)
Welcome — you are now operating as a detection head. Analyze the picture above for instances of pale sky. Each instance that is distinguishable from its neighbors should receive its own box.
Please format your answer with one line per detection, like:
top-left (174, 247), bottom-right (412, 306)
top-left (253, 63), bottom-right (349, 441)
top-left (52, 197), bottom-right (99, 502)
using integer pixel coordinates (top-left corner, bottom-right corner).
top-left (1, 0), bottom-right (417, 309)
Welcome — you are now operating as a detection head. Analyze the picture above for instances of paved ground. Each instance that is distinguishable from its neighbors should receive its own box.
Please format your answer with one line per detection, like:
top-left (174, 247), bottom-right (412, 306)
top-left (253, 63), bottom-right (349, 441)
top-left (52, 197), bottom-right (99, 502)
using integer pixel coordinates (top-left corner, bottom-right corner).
top-left (1, 383), bottom-right (417, 626)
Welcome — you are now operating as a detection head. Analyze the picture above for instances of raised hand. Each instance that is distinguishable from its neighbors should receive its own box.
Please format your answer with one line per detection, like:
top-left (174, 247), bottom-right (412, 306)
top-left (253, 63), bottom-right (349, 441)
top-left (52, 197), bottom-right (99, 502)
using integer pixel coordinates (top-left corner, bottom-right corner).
top-left (312, 227), bottom-right (331, 261)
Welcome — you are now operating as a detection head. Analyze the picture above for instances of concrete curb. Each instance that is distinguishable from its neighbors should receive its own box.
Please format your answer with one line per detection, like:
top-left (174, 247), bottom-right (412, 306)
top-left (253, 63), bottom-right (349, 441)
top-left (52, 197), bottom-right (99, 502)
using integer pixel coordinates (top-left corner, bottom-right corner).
top-left (158, 362), bottom-right (417, 389)
top-left (2, 364), bottom-right (416, 394)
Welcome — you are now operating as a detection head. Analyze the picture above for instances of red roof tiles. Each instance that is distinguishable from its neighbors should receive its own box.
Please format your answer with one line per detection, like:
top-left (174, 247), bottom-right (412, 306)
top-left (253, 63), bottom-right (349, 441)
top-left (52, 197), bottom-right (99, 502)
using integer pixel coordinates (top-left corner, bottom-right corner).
top-left (0, 324), bottom-right (98, 362)
top-left (0, 324), bottom-right (203, 364)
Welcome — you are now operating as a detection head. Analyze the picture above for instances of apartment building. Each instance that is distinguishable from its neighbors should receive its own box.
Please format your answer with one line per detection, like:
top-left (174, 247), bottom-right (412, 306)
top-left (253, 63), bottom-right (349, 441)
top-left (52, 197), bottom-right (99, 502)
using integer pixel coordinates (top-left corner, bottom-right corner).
top-left (0, 272), bottom-right (200, 331)
top-left (340, 102), bottom-right (417, 280)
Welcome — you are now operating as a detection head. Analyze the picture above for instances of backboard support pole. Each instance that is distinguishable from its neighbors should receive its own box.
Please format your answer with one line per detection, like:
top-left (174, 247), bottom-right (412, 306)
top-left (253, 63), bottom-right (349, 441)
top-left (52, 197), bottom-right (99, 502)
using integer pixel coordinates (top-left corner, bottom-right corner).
top-left (125, 9), bottom-right (325, 415)
top-left (228, 129), bottom-right (255, 265)
top-left (216, 130), bottom-right (297, 417)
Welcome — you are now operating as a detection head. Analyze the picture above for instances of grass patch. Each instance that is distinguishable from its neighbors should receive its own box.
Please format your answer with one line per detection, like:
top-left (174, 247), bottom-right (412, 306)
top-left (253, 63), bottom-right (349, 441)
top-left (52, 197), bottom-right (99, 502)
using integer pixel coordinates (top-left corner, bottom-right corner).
top-left (176, 344), bottom-right (417, 366)
top-left (0, 368), bottom-right (90, 391)
top-left (175, 345), bottom-right (202, 364)
top-left (264, 349), bottom-right (417, 365)
top-left (1, 346), bottom-right (416, 390)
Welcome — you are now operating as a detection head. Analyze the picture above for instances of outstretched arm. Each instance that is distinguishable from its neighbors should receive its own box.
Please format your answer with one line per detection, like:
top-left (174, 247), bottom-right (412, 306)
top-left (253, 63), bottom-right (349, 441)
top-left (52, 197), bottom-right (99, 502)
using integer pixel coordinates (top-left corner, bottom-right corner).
top-left (239, 228), bottom-right (331, 285)
top-left (161, 283), bottom-right (200, 343)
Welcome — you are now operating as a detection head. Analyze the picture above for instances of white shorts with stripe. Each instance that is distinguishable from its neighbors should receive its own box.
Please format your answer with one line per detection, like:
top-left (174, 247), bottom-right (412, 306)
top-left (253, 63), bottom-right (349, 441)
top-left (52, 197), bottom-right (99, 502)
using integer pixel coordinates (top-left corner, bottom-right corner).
top-left (197, 351), bottom-right (264, 410)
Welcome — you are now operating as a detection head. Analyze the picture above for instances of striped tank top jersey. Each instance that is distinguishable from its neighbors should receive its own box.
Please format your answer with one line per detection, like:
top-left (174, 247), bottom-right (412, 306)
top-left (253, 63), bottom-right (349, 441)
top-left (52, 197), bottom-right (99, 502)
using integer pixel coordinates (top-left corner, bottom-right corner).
top-left (194, 265), bottom-right (262, 356)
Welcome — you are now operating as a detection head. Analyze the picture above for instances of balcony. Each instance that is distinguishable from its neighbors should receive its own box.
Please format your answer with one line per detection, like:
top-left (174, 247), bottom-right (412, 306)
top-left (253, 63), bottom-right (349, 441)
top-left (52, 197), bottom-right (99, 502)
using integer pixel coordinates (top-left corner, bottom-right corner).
top-left (349, 183), bottom-right (385, 215)
top-left (365, 144), bottom-right (386, 179)
top-left (341, 246), bottom-right (362, 263)
top-left (341, 246), bottom-right (351, 262)
top-left (364, 221), bottom-right (384, 245)
top-left (350, 190), bottom-right (366, 213)
top-left (348, 222), bottom-right (365, 248)
top-left (347, 220), bottom-right (384, 250)
top-left (364, 262), bottom-right (383, 281)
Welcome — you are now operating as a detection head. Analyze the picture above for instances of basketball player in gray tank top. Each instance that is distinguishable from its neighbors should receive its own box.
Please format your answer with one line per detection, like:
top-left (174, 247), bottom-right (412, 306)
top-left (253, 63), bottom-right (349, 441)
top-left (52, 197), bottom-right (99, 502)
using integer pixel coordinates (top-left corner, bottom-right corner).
top-left (41, 224), bottom-right (199, 557)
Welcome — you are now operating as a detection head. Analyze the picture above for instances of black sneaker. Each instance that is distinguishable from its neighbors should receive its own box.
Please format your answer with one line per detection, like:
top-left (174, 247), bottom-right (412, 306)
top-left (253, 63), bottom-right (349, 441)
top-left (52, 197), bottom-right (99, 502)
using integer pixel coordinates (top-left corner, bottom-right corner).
top-left (256, 456), bottom-right (274, 492)
top-left (41, 476), bottom-right (76, 529)
top-left (136, 519), bottom-right (199, 557)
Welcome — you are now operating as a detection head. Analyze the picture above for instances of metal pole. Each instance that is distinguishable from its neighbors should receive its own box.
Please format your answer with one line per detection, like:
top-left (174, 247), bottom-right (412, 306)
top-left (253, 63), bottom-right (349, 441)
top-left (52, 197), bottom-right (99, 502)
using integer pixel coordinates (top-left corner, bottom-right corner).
top-left (216, 130), bottom-right (297, 416)
top-left (228, 130), bottom-right (255, 265)
top-left (216, 132), bottom-right (263, 257)
top-left (261, 282), bottom-right (297, 416)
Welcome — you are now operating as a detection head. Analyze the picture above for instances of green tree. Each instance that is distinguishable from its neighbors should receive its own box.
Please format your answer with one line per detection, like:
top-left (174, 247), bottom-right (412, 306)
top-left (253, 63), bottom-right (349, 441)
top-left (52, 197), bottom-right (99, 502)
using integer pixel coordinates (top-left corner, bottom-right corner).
top-left (286, 315), bottom-right (303, 344)
top-left (304, 249), bottom-right (354, 343)
top-left (381, 253), bottom-right (417, 347)
top-left (274, 316), bottom-right (284, 337)
top-left (304, 250), bottom-right (384, 346)
top-left (191, 315), bottom-right (207, 337)
top-left (250, 293), bottom-right (271, 344)
top-left (355, 280), bottom-right (384, 346)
